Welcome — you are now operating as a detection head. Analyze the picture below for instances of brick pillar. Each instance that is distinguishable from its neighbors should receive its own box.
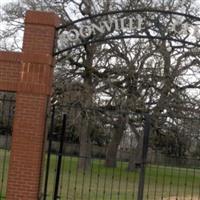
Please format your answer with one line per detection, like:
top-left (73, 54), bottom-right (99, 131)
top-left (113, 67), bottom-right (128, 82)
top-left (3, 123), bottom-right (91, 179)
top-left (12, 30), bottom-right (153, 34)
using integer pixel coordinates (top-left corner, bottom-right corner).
top-left (6, 11), bottom-right (59, 200)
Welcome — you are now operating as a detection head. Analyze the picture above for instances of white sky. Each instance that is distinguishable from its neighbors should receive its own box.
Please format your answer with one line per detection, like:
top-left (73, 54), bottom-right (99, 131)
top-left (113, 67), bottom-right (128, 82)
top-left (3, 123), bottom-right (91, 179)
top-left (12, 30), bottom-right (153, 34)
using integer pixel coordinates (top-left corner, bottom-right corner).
top-left (0, 0), bottom-right (15, 7)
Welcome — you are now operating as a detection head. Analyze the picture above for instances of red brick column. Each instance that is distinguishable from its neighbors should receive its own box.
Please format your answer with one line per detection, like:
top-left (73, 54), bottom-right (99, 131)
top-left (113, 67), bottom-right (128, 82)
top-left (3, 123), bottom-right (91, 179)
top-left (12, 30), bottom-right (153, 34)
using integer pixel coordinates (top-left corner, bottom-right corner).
top-left (6, 11), bottom-right (59, 200)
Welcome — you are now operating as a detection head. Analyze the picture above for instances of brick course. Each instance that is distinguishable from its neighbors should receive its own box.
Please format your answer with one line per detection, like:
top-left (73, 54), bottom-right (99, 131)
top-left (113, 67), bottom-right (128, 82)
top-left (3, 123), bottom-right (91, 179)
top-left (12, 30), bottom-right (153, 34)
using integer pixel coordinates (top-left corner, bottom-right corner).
top-left (0, 52), bottom-right (21, 92)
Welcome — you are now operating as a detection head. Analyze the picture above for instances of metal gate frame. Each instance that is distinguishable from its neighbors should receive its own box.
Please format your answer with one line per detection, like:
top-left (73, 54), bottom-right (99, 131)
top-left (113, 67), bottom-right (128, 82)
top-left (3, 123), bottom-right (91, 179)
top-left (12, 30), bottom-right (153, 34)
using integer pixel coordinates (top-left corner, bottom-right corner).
top-left (43, 105), bottom-right (150, 200)
top-left (43, 8), bottom-right (200, 200)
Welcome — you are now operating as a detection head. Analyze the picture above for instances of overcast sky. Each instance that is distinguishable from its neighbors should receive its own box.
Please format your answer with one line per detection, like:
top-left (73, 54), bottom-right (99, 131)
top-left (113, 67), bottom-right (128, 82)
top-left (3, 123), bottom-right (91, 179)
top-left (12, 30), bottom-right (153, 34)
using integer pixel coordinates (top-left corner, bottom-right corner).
top-left (0, 0), bottom-right (15, 6)
top-left (1, 0), bottom-right (200, 8)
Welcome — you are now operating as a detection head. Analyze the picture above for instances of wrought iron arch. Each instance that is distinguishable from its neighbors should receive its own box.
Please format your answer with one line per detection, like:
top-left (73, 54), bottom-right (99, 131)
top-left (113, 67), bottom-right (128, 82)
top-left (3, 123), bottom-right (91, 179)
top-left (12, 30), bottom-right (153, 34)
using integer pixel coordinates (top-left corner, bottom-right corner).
top-left (54, 9), bottom-right (200, 56)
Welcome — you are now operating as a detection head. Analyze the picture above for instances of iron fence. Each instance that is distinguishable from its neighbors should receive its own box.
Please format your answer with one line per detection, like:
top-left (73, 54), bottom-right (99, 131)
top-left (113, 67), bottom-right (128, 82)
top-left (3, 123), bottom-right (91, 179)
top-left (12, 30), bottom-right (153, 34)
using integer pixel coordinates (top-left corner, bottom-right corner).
top-left (0, 93), bottom-right (15, 200)
top-left (49, 8), bottom-right (200, 199)
top-left (42, 105), bottom-right (200, 200)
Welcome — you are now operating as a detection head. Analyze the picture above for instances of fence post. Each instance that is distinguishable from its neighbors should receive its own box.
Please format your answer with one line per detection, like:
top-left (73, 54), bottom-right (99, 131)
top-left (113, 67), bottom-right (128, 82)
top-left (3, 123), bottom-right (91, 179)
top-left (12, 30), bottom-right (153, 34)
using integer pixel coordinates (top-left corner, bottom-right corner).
top-left (53, 114), bottom-right (67, 200)
top-left (137, 113), bottom-right (150, 200)
top-left (43, 105), bottom-right (56, 200)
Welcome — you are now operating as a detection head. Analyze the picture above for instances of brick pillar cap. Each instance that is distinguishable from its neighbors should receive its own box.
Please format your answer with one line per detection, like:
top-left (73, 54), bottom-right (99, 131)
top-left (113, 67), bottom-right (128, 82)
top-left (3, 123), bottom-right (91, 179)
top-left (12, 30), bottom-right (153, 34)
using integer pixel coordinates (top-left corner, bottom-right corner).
top-left (25, 10), bottom-right (60, 27)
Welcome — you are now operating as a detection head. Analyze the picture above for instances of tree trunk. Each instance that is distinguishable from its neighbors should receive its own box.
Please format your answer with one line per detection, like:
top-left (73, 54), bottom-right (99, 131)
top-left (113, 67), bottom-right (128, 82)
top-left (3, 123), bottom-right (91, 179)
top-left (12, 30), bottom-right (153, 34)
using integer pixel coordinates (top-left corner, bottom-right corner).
top-left (128, 135), bottom-right (143, 171)
top-left (78, 117), bottom-right (91, 171)
top-left (78, 133), bottom-right (91, 171)
top-left (105, 117), bottom-right (126, 168)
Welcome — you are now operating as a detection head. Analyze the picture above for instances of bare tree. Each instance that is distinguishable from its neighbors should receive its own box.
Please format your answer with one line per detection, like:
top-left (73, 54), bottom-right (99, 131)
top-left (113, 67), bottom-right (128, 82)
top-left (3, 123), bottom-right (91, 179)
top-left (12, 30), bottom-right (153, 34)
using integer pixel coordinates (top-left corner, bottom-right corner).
top-left (1, 0), bottom-right (200, 172)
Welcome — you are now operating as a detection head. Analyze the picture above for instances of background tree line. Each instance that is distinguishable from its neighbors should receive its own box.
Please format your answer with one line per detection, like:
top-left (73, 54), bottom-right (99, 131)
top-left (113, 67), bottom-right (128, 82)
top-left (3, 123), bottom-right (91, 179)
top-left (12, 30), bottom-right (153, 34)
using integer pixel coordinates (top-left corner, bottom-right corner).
top-left (0, 0), bottom-right (200, 171)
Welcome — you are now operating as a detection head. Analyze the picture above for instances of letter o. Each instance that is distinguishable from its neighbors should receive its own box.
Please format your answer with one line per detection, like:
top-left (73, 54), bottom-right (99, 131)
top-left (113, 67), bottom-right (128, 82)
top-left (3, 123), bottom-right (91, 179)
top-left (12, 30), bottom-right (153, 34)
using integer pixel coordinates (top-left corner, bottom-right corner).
top-left (67, 29), bottom-right (80, 42)
top-left (80, 25), bottom-right (93, 38)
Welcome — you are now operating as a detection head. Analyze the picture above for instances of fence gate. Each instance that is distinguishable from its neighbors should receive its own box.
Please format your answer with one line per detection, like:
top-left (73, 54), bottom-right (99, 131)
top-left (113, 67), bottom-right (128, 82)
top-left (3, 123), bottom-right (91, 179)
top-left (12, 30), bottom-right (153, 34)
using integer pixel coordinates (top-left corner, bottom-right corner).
top-left (42, 104), bottom-right (200, 200)
top-left (42, 8), bottom-right (200, 200)
top-left (0, 92), bottom-right (15, 200)
top-left (43, 105), bottom-right (150, 200)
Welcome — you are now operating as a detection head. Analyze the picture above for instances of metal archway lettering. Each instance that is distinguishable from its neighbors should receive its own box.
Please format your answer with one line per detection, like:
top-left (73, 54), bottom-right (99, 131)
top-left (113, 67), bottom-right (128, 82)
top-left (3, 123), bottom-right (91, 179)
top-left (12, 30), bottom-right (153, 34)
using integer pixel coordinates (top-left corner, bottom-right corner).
top-left (54, 8), bottom-right (200, 56)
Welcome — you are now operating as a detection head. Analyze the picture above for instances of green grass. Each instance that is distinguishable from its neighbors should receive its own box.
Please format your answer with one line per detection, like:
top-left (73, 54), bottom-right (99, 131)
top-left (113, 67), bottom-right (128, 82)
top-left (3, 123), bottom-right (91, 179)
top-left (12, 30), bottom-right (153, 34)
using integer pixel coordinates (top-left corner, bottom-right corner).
top-left (43, 155), bottom-right (200, 200)
top-left (1, 149), bottom-right (200, 199)
top-left (0, 149), bottom-right (10, 199)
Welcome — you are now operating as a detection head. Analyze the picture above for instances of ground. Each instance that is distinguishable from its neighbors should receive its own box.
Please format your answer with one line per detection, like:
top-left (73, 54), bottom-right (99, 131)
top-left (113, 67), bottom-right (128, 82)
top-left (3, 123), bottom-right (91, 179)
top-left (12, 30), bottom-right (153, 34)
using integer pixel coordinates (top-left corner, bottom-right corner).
top-left (43, 155), bottom-right (200, 200)
top-left (0, 150), bottom-right (200, 200)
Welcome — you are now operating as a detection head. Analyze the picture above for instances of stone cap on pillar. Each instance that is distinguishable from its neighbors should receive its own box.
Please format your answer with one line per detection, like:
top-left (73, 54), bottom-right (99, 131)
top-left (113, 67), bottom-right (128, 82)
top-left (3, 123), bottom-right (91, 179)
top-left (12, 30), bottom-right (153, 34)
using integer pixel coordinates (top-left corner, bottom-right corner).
top-left (25, 10), bottom-right (60, 27)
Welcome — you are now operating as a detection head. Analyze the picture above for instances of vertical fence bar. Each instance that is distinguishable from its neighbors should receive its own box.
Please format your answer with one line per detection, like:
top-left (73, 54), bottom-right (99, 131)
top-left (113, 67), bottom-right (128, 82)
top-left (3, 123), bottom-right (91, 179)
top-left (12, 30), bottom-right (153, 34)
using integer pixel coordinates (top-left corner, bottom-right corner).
top-left (137, 113), bottom-right (150, 200)
top-left (43, 105), bottom-right (55, 200)
top-left (53, 114), bottom-right (67, 200)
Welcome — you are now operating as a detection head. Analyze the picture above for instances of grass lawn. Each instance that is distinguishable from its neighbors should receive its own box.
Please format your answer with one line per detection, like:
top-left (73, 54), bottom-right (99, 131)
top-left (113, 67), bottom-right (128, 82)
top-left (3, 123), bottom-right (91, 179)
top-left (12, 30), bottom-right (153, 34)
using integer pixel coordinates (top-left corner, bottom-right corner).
top-left (0, 149), bottom-right (10, 199)
top-left (1, 149), bottom-right (200, 200)
top-left (43, 155), bottom-right (200, 200)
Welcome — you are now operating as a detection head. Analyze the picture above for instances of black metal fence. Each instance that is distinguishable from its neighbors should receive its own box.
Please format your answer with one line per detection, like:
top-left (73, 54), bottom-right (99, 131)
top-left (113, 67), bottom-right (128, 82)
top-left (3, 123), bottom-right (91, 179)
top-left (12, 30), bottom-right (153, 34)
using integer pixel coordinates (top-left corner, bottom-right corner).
top-left (0, 93), bottom-right (15, 200)
top-left (144, 115), bottom-right (200, 200)
top-left (42, 105), bottom-right (200, 200)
